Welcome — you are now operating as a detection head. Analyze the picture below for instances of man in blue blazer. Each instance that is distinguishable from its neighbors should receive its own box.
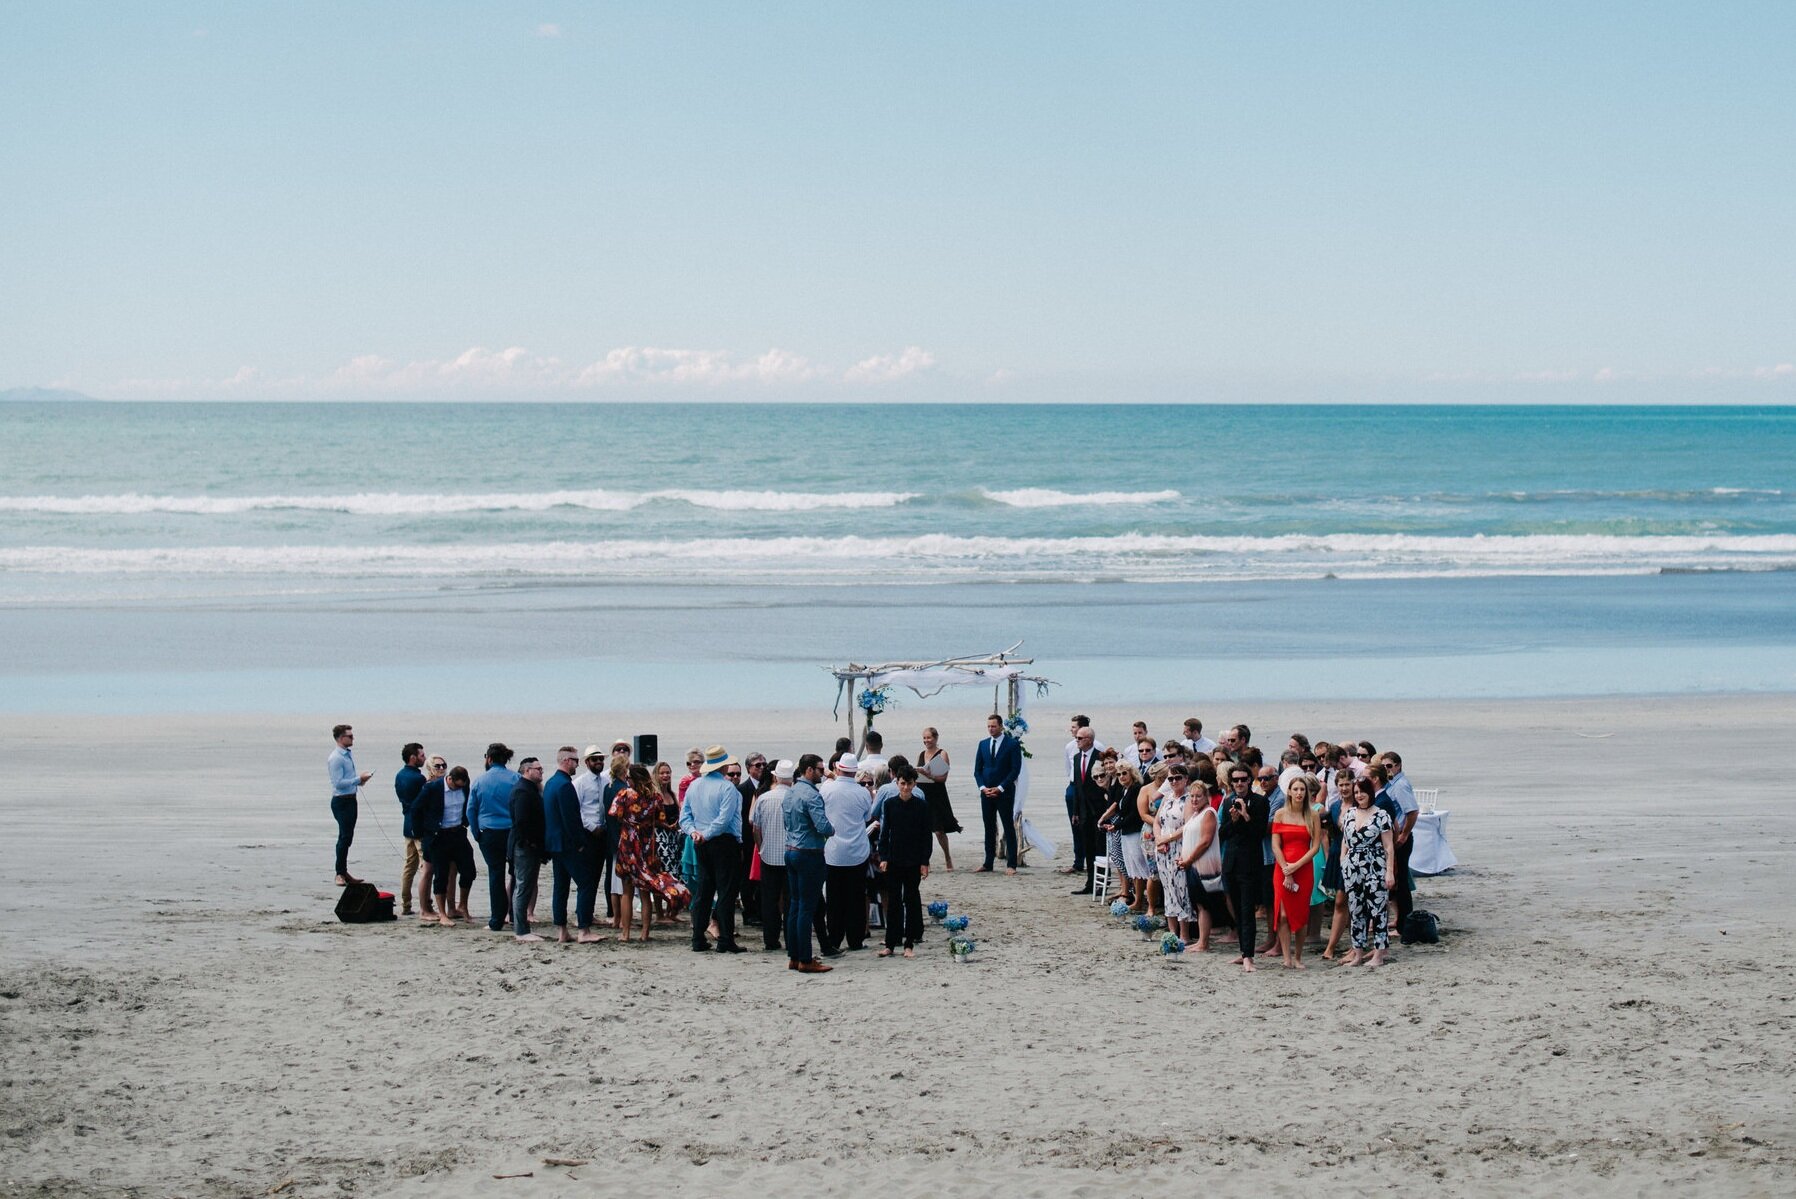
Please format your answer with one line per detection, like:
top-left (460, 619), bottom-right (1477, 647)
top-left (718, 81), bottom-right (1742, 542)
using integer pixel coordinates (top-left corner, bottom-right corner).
top-left (543, 746), bottom-right (604, 944)
top-left (973, 713), bottom-right (1022, 874)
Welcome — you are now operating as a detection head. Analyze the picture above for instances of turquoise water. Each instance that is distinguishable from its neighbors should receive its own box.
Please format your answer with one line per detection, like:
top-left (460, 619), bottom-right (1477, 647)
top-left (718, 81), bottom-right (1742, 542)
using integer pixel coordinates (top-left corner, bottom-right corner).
top-left (1, 401), bottom-right (1792, 709)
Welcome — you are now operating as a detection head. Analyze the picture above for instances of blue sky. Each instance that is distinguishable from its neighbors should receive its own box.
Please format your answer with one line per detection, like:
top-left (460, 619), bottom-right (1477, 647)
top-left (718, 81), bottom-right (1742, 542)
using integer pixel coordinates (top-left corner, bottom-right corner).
top-left (2, 2), bottom-right (1792, 401)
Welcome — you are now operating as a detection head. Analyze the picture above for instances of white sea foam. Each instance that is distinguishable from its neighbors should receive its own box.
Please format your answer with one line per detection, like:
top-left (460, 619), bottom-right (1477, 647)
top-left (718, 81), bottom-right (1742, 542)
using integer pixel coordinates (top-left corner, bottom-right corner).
top-left (0, 489), bottom-right (919, 515)
top-left (978, 488), bottom-right (1181, 507)
top-left (4, 533), bottom-right (1794, 584)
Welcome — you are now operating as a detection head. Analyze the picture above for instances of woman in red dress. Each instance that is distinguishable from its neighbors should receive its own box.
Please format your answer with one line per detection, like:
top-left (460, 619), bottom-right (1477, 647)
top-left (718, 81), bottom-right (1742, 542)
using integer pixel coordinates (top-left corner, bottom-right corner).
top-left (608, 764), bottom-right (692, 943)
top-left (1269, 774), bottom-right (1323, 970)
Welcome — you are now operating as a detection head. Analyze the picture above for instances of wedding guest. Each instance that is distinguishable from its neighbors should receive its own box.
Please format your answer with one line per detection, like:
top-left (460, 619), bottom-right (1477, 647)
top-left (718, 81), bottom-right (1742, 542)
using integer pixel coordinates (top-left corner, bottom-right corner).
top-left (602, 749), bottom-right (632, 925)
top-left (1062, 718), bottom-right (1096, 874)
top-left (413, 764), bottom-right (475, 925)
top-left (1341, 776), bottom-right (1396, 968)
top-left (651, 761), bottom-right (682, 924)
top-left (1377, 751), bottom-right (1420, 926)
top-left (783, 754), bottom-right (835, 974)
top-left (820, 753), bottom-right (873, 954)
top-left (1219, 764), bottom-right (1269, 972)
top-left (1069, 728), bottom-right (1106, 895)
top-left (468, 743), bottom-right (520, 931)
top-left (1099, 762), bottom-right (1149, 911)
top-left (677, 747), bottom-right (704, 889)
top-left (737, 754), bottom-right (766, 928)
top-left (1151, 767), bottom-right (1196, 941)
top-left (394, 742), bottom-right (426, 916)
top-left (1184, 716), bottom-right (1217, 755)
top-left (858, 731), bottom-right (888, 779)
top-left (680, 746), bottom-right (747, 954)
top-left (1320, 778), bottom-right (1351, 961)
top-left (974, 714), bottom-right (1022, 874)
top-left (609, 764), bottom-right (691, 943)
top-left (1176, 778), bottom-right (1224, 953)
top-left (326, 724), bottom-right (373, 886)
top-left (750, 760), bottom-right (794, 953)
top-left (508, 757), bottom-right (548, 942)
top-left (414, 754), bottom-right (447, 918)
top-left (1094, 762), bottom-right (1134, 904)
top-left (544, 746), bottom-right (603, 944)
top-left (1269, 774), bottom-right (1323, 970)
top-left (875, 763), bottom-right (933, 958)
top-left (1132, 761), bottom-right (1168, 915)
top-left (916, 727), bottom-right (959, 870)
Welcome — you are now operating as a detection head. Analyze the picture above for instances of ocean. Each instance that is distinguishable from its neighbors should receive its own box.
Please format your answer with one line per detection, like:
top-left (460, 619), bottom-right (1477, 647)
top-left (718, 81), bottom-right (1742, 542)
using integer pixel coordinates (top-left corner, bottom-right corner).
top-left (3, 400), bottom-right (1793, 712)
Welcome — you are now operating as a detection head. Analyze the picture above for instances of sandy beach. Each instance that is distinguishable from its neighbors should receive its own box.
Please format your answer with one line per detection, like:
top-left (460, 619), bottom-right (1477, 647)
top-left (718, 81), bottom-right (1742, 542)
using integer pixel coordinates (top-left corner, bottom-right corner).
top-left (3, 695), bottom-right (1794, 1197)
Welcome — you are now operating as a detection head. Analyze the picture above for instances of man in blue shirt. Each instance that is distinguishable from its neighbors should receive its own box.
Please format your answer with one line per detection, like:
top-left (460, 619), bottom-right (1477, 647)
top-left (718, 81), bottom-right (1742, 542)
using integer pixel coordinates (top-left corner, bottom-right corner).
top-left (680, 745), bottom-right (747, 954)
top-left (394, 742), bottom-right (427, 916)
top-left (781, 754), bottom-right (835, 973)
top-left (468, 742), bottom-right (522, 932)
top-left (327, 723), bottom-right (373, 886)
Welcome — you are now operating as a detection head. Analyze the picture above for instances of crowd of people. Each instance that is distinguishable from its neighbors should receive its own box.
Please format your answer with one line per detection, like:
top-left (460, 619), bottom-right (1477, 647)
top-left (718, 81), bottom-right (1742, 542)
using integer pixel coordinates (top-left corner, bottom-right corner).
top-left (322, 711), bottom-right (1426, 976)
top-left (1058, 715), bottom-right (1423, 971)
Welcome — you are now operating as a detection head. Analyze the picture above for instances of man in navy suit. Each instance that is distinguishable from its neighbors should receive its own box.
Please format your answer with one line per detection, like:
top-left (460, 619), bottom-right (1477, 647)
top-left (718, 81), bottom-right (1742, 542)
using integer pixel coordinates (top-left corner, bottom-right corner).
top-left (973, 713), bottom-right (1022, 874)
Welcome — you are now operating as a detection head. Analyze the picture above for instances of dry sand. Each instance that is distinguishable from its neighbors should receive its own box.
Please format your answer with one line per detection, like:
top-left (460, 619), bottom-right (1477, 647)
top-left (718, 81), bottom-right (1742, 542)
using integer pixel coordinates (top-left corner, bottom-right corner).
top-left (3, 696), bottom-right (1794, 1197)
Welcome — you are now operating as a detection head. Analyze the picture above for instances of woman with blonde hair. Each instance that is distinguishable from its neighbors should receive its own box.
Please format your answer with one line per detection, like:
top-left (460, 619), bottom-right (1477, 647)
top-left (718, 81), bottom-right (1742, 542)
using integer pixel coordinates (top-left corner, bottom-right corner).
top-left (1130, 760), bottom-right (1169, 915)
top-left (608, 763), bottom-right (691, 943)
top-left (1269, 773), bottom-right (1323, 969)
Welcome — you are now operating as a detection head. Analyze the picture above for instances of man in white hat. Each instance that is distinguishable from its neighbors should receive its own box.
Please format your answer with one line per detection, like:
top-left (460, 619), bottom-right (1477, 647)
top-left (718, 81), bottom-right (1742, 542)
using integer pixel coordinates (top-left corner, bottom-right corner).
top-left (678, 745), bottom-right (747, 953)
top-left (749, 759), bottom-right (795, 953)
top-left (818, 752), bottom-right (874, 954)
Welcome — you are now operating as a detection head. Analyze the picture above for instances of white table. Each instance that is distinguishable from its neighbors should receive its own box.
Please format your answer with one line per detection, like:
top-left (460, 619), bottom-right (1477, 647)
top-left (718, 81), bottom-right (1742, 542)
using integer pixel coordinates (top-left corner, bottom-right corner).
top-left (1409, 809), bottom-right (1458, 875)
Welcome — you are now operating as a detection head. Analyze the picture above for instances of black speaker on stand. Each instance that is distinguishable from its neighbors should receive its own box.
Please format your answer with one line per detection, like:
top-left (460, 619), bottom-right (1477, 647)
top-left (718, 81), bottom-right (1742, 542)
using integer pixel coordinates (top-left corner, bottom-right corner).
top-left (633, 733), bottom-right (659, 765)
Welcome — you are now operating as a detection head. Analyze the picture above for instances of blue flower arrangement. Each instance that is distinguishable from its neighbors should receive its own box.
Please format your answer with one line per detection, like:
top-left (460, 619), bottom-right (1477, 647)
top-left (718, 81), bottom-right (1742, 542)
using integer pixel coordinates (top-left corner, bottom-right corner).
top-left (1003, 712), bottom-right (1033, 759)
top-left (1132, 913), bottom-right (1166, 938)
top-left (1109, 899), bottom-right (1132, 918)
top-left (1159, 931), bottom-right (1187, 956)
top-left (858, 686), bottom-right (895, 717)
top-left (943, 914), bottom-right (970, 933)
top-left (927, 900), bottom-right (950, 922)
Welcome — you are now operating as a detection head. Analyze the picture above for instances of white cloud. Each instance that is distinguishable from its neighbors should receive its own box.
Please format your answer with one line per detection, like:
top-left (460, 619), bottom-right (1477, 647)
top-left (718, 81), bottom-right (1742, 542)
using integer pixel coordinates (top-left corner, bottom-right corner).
top-left (535, 23), bottom-right (562, 38)
top-left (108, 343), bottom-right (914, 397)
top-left (843, 346), bottom-right (936, 383)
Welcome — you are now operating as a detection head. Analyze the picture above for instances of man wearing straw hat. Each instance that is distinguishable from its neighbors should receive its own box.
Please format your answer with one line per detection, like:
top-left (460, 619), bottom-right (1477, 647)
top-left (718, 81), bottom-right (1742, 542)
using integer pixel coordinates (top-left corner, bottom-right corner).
top-left (679, 745), bottom-right (748, 953)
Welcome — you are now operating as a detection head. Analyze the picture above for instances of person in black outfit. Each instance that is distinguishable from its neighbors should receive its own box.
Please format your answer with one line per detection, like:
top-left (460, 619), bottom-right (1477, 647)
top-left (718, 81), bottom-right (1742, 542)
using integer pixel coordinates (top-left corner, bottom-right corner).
top-left (508, 758), bottom-right (549, 941)
top-left (1217, 762), bottom-right (1269, 973)
top-left (875, 763), bottom-right (933, 957)
top-left (1068, 733), bottom-right (1110, 895)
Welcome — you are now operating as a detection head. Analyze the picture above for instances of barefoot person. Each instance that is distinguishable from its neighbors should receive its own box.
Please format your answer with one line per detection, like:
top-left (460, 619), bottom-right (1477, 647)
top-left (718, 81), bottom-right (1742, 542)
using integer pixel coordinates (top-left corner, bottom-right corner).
top-left (1341, 776), bottom-right (1397, 968)
top-left (916, 728), bottom-right (959, 870)
top-left (1218, 763), bottom-right (1269, 972)
top-left (326, 724), bottom-right (374, 886)
top-left (413, 765), bottom-right (475, 926)
top-left (875, 762), bottom-right (933, 958)
top-left (610, 764), bottom-right (691, 943)
top-left (1269, 774), bottom-right (1323, 970)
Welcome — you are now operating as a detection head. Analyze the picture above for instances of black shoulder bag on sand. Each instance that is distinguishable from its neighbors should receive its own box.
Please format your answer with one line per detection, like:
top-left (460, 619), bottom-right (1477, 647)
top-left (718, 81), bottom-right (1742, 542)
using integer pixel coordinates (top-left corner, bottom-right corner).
top-left (1400, 909), bottom-right (1439, 945)
top-left (335, 882), bottom-right (396, 924)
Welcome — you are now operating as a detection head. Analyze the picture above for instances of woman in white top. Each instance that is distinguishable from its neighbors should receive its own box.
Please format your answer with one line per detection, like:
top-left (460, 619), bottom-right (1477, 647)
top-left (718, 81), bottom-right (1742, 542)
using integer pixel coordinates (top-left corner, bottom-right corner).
top-left (1175, 786), bottom-right (1223, 952)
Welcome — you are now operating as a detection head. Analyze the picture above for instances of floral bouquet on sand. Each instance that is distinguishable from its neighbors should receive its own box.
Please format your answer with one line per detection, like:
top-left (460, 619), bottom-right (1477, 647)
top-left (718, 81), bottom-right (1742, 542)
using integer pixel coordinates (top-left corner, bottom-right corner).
top-left (943, 914), bottom-right (970, 933)
top-left (1159, 931), bottom-right (1187, 957)
top-left (1109, 898), bottom-right (1132, 919)
top-left (927, 901), bottom-right (950, 923)
top-left (1133, 913), bottom-right (1166, 939)
top-left (948, 934), bottom-right (977, 962)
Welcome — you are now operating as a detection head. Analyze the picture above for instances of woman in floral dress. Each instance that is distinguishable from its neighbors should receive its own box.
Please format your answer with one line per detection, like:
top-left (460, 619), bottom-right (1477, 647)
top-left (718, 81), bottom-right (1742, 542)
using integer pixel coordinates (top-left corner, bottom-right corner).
top-left (1340, 775), bottom-right (1397, 969)
top-left (1151, 766), bottom-right (1196, 928)
top-left (608, 764), bottom-right (691, 942)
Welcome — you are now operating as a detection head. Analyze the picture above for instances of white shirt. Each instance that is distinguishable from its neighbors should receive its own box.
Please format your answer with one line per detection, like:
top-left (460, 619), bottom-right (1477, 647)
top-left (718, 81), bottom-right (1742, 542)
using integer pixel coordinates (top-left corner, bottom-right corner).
top-left (751, 784), bottom-right (791, 867)
top-left (1187, 735), bottom-right (1217, 755)
top-left (820, 776), bottom-right (873, 867)
top-left (441, 785), bottom-right (468, 829)
top-left (573, 770), bottom-right (608, 832)
top-left (858, 754), bottom-right (888, 779)
top-left (1278, 764), bottom-right (1305, 794)
top-left (1064, 737), bottom-right (1106, 781)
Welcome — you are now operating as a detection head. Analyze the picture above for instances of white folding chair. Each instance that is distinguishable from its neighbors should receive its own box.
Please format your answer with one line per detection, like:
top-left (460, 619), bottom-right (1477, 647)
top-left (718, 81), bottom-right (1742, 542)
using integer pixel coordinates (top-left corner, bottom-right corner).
top-left (1416, 788), bottom-right (1440, 814)
top-left (1091, 855), bottom-right (1110, 902)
